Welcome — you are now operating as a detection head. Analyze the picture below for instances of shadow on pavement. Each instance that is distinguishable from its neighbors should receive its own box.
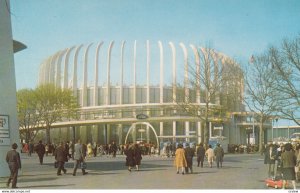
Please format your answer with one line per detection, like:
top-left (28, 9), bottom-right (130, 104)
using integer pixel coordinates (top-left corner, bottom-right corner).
top-left (44, 161), bottom-right (170, 172)
top-left (20, 184), bottom-right (75, 189)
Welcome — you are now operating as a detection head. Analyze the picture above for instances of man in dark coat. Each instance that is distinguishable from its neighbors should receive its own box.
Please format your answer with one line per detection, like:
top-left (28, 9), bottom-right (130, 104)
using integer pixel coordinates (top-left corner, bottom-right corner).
top-left (214, 143), bottom-right (225, 168)
top-left (111, 141), bottom-right (118, 158)
top-left (133, 143), bottom-right (142, 171)
top-left (35, 140), bottom-right (45, 165)
top-left (264, 143), bottom-right (277, 178)
top-left (184, 143), bottom-right (195, 173)
top-left (196, 143), bottom-right (205, 167)
top-left (6, 143), bottom-right (22, 188)
top-left (125, 144), bottom-right (135, 172)
top-left (54, 142), bottom-right (68, 176)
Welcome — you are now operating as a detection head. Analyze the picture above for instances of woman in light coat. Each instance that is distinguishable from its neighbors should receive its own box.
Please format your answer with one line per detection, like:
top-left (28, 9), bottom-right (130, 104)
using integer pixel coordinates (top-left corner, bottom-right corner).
top-left (205, 144), bottom-right (215, 168)
top-left (174, 144), bottom-right (187, 175)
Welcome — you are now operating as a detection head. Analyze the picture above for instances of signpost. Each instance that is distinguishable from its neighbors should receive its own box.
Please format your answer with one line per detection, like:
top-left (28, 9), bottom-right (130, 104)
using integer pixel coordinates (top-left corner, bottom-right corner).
top-left (136, 113), bottom-right (148, 120)
top-left (0, 115), bottom-right (11, 146)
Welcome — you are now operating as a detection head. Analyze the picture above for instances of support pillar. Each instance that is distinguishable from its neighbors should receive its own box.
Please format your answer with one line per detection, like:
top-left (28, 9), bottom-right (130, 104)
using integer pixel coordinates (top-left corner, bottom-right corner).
top-left (118, 124), bottom-right (123, 145)
top-left (185, 121), bottom-right (190, 142)
top-left (146, 125), bottom-right (150, 143)
top-left (209, 122), bottom-right (212, 139)
top-left (160, 122), bottom-right (164, 142)
top-left (173, 121), bottom-right (176, 143)
top-left (0, 1), bottom-right (23, 177)
top-left (197, 122), bottom-right (201, 144)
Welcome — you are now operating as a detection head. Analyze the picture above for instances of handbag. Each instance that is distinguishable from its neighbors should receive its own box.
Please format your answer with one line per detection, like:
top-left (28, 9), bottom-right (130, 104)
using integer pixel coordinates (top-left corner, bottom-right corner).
top-left (54, 161), bottom-right (58, 168)
top-left (81, 162), bottom-right (87, 169)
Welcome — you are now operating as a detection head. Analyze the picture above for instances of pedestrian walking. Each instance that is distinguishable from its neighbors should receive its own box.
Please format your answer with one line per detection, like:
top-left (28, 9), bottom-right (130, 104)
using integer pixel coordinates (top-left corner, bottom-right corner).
top-left (184, 143), bottom-right (194, 173)
top-left (54, 142), bottom-right (68, 176)
top-left (72, 139), bottom-right (88, 176)
top-left (174, 143), bottom-right (187, 175)
top-left (6, 143), bottom-right (21, 189)
top-left (214, 143), bottom-right (224, 168)
top-left (196, 143), bottom-right (205, 167)
top-left (133, 143), bottom-right (142, 171)
top-left (125, 144), bottom-right (135, 172)
top-left (264, 143), bottom-right (277, 178)
top-left (281, 143), bottom-right (297, 189)
top-left (28, 141), bottom-right (34, 156)
top-left (205, 144), bottom-right (215, 168)
top-left (69, 141), bottom-right (74, 159)
top-left (45, 144), bottom-right (49, 156)
top-left (35, 140), bottom-right (45, 165)
top-left (111, 141), bottom-right (118, 158)
top-left (87, 142), bottom-right (93, 157)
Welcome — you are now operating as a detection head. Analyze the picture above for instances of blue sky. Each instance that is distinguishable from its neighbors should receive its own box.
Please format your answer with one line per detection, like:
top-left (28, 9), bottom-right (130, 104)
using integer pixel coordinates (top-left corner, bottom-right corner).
top-left (10, 0), bottom-right (300, 127)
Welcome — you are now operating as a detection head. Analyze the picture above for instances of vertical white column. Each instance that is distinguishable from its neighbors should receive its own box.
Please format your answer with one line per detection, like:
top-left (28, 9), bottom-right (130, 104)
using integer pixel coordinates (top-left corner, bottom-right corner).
top-left (146, 125), bottom-right (150, 143)
top-left (158, 41), bottom-right (164, 104)
top-left (209, 122), bottom-right (212, 138)
top-left (197, 122), bottom-right (202, 144)
top-left (169, 42), bottom-right (176, 103)
top-left (158, 41), bottom-right (164, 140)
top-left (63, 46), bottom-right (75, 89)
top-left (179, 43), bottom-right (189, 103)
top-left (49, 53), bottom-right (59, 84)
top-left (180, 43), bottom-right (190, 143)
top-left (133, 40), bottom-right (137, 105)
top-left (38, 61), bottom-right (47, 85)
top-left (190, 44), bottom-right (201, 104)
top-left (93, 42), bottom-right (103, 106)
top-left (120, 41), bottom-right (125, 105)
top-left (0, 0), bottom-right (21, 177)
top-left (72, 45), bottom-right (84, 96)
top-left (160, 122), bottom-right (164, 138)
top-left (213, 52), bottom-right (220, 105)
top-left (106, 41), bottom-right (114, 105)
top-left (43, 59), bottom-right (51, 84)
top-left (55, 50), bottom-right (67, 88)
top-left (185, 121), bottom-right (190, 142)
top-left (82, 43), bottom-right (93, 107)
top-left (146, 40), bottom-right (150, 104)
top-left (173, 121), bottom-right (176, 142)
top-left (200, 48), bottom-right (211, 102)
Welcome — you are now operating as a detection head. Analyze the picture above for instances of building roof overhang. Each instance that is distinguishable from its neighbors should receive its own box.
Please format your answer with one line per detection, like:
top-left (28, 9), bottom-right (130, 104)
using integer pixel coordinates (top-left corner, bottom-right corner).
top-left (13, 40), bottom-right (27, 53)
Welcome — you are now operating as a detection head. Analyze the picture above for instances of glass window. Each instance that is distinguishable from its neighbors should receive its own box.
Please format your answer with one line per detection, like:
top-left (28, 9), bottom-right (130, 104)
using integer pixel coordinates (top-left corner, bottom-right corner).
top-left (163, 87), bottom-right (173, 103)
top-left (110, 87), bottom-right (120, 105)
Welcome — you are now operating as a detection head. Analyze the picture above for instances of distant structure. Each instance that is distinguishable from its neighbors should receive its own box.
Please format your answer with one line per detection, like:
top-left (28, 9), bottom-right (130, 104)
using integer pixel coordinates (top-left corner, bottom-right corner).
top-left (37, 40), bottom-right (254, 149)
top-left (0, 0), bottom-right (26, 177)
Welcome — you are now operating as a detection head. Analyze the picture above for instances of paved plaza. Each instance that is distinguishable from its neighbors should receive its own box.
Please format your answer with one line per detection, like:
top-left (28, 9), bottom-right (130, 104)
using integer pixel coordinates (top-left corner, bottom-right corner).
top-left (0, 152), bottom-right (297, 189)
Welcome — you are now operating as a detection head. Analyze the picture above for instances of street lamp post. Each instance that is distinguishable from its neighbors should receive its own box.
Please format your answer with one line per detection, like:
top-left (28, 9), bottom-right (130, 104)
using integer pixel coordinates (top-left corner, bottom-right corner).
top-left (272, 119), bottom-right (274, 141)
top-left (252, 112), bottom-right (255, 144)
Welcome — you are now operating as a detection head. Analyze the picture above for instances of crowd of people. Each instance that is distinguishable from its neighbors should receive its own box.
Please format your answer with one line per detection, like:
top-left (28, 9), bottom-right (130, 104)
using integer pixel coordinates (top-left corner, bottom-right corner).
top-left (263, 142), bottom-right (300, 189)
top-left (173, 142), bottom-right (224, 175)
top-left (7, 138), bottom-right (300, 189)
top-left (7, 139), bottom-right (226, 188)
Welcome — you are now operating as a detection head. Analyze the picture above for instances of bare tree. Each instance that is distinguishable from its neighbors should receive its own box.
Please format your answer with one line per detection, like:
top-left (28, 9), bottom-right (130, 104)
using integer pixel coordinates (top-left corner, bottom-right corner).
top-left (244, 53), bottom-right (281, 152)
top-left (176, 46), bottom-right (243, 145)
top-left (269, 35), bottom-right (300, 125)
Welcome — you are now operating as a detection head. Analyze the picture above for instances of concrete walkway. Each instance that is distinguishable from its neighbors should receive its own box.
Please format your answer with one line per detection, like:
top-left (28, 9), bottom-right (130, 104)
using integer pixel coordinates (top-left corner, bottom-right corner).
top-left (0, 152), bottom-right (297, 189)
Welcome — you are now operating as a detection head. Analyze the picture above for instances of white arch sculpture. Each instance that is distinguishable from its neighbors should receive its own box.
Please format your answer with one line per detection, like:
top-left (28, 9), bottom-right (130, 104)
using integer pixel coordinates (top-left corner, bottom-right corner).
top-left (124, 122), bottom-right (159, 146)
